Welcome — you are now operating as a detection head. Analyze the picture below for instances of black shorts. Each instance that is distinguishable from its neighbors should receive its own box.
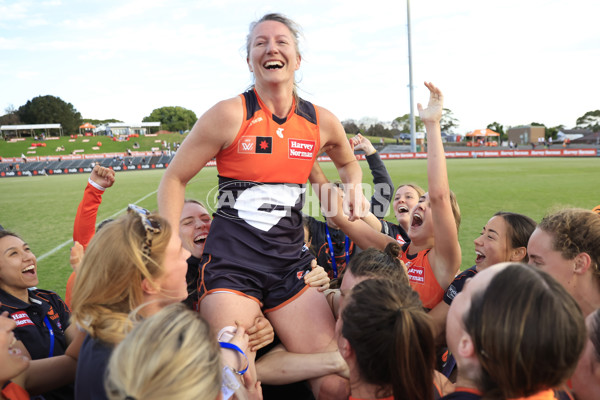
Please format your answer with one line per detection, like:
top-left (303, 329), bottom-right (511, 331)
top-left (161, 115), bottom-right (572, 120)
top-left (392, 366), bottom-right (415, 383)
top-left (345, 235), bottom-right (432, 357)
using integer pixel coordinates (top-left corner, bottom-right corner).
top-left (199, 253), bottom-right (313, 312)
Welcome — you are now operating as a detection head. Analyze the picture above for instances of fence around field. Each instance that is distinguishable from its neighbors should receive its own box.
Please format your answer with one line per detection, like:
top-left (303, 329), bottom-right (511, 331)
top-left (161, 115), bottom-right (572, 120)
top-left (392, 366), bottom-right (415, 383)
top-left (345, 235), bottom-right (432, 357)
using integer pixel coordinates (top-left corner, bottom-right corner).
top-left (0, 148), bottom-right (598, 178)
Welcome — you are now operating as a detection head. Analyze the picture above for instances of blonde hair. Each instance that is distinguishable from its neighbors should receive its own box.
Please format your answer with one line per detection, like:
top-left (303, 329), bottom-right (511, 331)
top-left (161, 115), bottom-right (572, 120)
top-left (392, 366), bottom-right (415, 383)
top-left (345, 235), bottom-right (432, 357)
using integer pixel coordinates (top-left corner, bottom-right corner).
top-left (105, 303), bottom-right (221, 400)
top-left (70, 211), bottom-right (173, 345)
top-left (246, 13), bottom-right (303, 105)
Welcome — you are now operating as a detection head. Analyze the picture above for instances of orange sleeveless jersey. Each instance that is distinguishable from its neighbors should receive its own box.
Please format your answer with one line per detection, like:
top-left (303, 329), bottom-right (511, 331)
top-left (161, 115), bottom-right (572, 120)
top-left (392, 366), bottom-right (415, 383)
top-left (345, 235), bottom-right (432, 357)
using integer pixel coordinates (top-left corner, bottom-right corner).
top-left (400, 248), bottom-right (445, 310)
top-left (216, 90), bottom-right (320, 184)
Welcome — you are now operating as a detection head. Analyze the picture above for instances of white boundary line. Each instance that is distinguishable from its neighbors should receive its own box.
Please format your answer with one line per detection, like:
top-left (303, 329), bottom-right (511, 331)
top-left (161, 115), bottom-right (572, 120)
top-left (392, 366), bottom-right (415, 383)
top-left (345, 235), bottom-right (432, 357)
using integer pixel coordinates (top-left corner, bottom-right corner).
top-left (37, 189), bottom-right (158, 261)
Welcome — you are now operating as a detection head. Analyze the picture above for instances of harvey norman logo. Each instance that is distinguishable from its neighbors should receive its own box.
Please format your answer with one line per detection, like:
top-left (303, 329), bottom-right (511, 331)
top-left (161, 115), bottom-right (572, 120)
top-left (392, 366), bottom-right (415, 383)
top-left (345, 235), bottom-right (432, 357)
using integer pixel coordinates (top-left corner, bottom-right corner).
top-left (11, 311), bottom-right (34, 327)
top-left (289, 139), bottom-right (315, 160)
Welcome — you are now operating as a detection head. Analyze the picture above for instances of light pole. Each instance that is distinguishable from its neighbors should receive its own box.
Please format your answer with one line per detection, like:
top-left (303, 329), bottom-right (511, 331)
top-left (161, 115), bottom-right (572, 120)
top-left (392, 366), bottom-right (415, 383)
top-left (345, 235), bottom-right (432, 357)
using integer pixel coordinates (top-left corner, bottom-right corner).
top-left (407, 0), bottom-right (416, 152)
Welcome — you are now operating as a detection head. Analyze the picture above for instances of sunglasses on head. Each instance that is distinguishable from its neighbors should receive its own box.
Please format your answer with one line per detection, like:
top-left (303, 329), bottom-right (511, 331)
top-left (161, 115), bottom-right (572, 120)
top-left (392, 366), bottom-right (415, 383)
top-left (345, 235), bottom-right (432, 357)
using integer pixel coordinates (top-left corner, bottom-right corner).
top-left (127, 204), bottom-right (161, 257)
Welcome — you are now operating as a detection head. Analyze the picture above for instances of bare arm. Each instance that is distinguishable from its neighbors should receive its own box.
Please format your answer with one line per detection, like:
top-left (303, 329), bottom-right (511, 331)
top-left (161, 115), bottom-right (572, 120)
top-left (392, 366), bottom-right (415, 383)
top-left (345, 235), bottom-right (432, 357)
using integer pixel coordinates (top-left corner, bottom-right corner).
top-left (157, 98), bottom-right (242, 230)
top-left (21, 328), bottom-right (85, 395)
top-left (309, 162), bottom-right (394, 251)
top-left (419, 82), bottom-right (461, 289)
top-left (255, 344), bottom-right (347, 385)
top-left (318, 107), bottom-right (369, 221)
top-left (427, 301), bottom-right (450, 345)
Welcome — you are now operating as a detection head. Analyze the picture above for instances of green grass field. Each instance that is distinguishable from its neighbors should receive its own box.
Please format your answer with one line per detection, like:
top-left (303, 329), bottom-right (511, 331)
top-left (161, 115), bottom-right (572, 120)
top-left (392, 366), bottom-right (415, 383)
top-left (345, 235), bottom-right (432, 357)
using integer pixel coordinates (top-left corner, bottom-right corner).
top-left (0, 133), bottom-right (397, 158)
top-left (1, 157), bottom-right (598, 299)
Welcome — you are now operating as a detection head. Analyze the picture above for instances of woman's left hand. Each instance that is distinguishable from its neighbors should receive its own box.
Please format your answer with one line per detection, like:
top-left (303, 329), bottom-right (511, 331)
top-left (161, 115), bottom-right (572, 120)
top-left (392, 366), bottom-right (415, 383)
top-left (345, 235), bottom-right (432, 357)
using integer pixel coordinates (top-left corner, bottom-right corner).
top-left (247, 317), bottom-right (274, 352)
top-left (304, 259), bottom-right (330, 292)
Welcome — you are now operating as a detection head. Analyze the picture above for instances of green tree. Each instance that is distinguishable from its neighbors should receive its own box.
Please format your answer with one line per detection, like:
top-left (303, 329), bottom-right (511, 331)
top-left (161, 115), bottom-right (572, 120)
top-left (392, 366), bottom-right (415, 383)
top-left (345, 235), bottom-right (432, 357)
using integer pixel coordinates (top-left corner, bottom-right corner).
top-left (0, 104), bottom-right (21, 126)
top-left (81, 118), bottom-right (122, 125)
top-left (393, 113), bottom-right (423, 132)
top-left (366, 123), bottom-right (390, 137)
top-left (486, 122), bottom-right (504, 135)
top-left (342, 120), bottom-right (360, 134)
top-left (18, 95), bottom-right (82, 134)
top-left (143, 106), bottom-right (197, 132)
top-left (576, 110), bottom-right (600, 132)
top-left (546, 125), bottom-right (564, 140)
top-left (440, 108), bottom-right (459, 133)
top-left (487, 122), bottom-right (506, 141)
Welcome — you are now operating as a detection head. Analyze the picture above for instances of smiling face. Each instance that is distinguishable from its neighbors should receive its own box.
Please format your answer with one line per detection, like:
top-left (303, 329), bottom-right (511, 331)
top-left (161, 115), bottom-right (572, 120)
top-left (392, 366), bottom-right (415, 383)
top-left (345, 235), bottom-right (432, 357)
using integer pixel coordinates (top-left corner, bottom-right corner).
top-left (152, 234), bottom-right (190, 305)
top-left (0, 312), bottom-right (29, 383)
top-left (179, 202), bottom-right (212, 259)
top-left (407, 193), bottom-right (434, 245)
top-left (393, 185), bottom-right (420, 230)
top-left (0, 235), bottom-right (38, 300)
top-left (473, 216), bottom-right (511, 270)
top-left (247, 20), bottom-right (301, 88)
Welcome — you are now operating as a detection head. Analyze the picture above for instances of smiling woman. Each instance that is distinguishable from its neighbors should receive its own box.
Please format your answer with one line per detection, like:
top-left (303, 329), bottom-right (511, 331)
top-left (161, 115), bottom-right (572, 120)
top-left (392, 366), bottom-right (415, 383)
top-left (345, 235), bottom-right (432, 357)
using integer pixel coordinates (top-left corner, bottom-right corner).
top-left (0, 230), bottom-right (77, 399)
top-left (157, 12), bottom-right (370, 399)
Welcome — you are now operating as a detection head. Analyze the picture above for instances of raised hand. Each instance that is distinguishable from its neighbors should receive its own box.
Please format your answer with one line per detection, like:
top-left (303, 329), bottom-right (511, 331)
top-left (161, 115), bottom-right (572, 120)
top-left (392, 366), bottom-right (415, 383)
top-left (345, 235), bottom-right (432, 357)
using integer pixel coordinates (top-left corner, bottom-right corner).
top-left (417, 81), bottom-right (443, 123)
top-left (90, 164), bottom-right (115, 189)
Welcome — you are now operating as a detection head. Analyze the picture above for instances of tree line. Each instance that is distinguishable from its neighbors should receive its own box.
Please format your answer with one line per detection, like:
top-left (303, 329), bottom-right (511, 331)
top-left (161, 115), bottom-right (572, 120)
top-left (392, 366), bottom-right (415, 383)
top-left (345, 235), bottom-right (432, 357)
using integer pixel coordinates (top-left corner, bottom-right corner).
top-left (0, 96), bottom-right (197, 135)
top-left (1, 95), bottom-right (598, 138)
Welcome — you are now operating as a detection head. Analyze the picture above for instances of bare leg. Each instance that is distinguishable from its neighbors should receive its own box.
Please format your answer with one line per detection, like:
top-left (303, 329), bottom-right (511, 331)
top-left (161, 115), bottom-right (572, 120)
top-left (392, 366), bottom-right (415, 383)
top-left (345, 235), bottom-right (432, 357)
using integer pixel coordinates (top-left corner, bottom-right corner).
top-left (200, 292), bottom-right (263, 379)
top-left (267, 287), bottom-right (349, 400)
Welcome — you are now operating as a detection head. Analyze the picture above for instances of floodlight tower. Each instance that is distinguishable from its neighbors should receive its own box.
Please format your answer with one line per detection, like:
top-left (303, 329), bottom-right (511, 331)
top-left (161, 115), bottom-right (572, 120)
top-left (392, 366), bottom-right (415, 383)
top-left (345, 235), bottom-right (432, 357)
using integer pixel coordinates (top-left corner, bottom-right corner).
top-left (407, 0), bottom-right (416, 153)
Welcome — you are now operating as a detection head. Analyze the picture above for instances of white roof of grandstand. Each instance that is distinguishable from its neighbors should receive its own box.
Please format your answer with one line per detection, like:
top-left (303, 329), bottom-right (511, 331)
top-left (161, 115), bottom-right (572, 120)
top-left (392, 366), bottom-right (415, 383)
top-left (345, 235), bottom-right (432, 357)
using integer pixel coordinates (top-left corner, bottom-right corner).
top-left (106, 122), bottom-right (160, 128)
top-left (0, 124), bottom-right (62, 130)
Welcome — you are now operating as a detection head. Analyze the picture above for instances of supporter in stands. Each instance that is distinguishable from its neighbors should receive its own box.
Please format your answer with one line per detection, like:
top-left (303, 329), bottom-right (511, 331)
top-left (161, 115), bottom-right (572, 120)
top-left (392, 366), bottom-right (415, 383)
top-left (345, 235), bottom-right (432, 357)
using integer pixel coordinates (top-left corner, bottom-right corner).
top-left (305, 134), bottom-right (394, 279)
top-left (571, 308), bottom-right (600, 400)
top-left (442, 263), bottom-right (585, 399)
top-left (527, 208), bottom-right (600, 317)
top-left (0, 230), bottom-right (81, 399)
top-left (158, 12), bottom-right (369, 399)
top-left (105, 303), bottom-right (259, 400)
top-left (312, 82), bottom-right (461, 311)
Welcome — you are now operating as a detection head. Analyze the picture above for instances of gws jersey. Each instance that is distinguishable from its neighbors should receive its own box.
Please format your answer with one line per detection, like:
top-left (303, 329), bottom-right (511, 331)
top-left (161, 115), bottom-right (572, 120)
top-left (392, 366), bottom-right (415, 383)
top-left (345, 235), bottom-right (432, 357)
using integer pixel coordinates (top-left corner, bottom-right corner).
top-left (204, 90), bottom-right (320, 271)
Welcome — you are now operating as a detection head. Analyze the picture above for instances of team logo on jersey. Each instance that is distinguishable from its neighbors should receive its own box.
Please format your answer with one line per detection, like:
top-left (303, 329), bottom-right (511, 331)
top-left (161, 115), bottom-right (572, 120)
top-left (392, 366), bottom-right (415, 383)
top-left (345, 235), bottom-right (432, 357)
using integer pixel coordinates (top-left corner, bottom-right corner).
top-left (395, 234), bottom-right (406, 245)
top-left (10, 311), bottom-right (34, 327)
top-left (256, 136), bottom-right (272, 154)
top-left (234, 184), bottom-right (305, 231)
top-left (238, 136), bottom-right (272, 154)
top-left (276, 127), bottom-right (284, 138)
top-left (238, 137), bottom-right (255, 153)
top-left (407, 265), bottom-right (425, 284)
top-left (289, 139), bottom-right (315, 160)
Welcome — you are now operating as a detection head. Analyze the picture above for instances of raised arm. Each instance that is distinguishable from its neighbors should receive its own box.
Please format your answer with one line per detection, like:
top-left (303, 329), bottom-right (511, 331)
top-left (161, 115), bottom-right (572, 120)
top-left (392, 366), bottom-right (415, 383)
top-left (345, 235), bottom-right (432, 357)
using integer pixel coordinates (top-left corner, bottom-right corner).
top-left (73, 164), bottom-right (115, 249)
top-left (350, 133), bottom-right (394, 218)
top-left (318, 107), bottom-right (369, 221)
top-left (309, 162), bottom-right (394, 251)
top-left (157, 98), bottom-right (242, 230)
top-left (419, 82), bottom-right (461, 287)
top-left (66, 165), bottom-right (116, 307)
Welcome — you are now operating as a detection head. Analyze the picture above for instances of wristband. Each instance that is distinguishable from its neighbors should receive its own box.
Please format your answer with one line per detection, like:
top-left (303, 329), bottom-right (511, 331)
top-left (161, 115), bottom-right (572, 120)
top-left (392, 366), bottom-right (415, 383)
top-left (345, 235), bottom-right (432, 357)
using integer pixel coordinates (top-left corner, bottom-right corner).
top-left (221, 366), bottom-right (240, 400)
top-left (219, 341), bottom-right (249, 375)
top-left (88, 178), bottom-right (106, 191)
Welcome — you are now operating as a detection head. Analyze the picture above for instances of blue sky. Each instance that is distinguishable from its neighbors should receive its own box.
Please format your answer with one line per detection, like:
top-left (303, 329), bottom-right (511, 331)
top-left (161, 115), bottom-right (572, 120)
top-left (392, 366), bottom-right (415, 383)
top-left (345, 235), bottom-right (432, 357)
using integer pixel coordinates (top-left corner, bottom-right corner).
top-left (1, 0), bottom-right (599, 133)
